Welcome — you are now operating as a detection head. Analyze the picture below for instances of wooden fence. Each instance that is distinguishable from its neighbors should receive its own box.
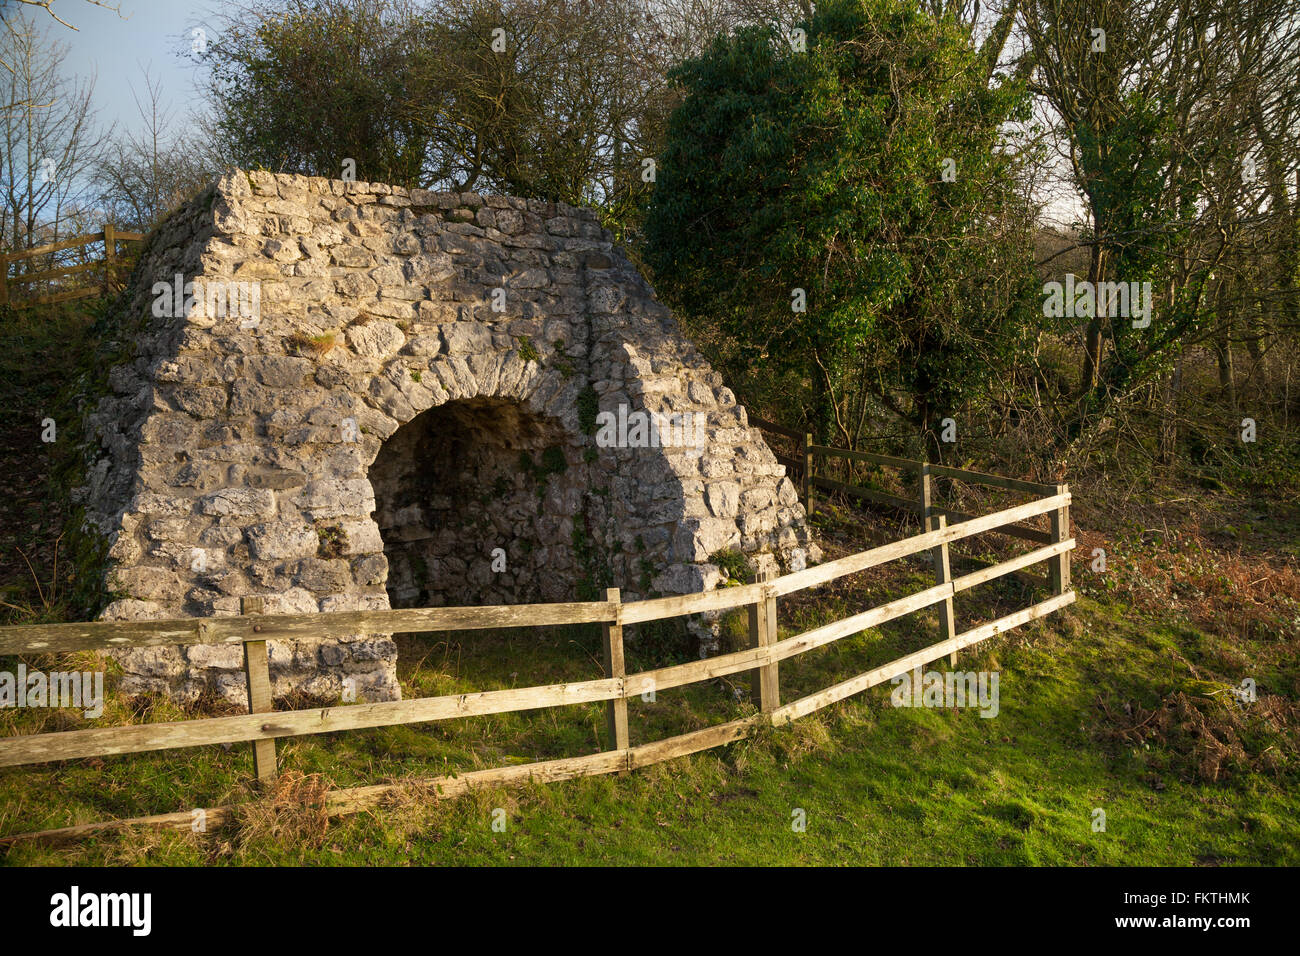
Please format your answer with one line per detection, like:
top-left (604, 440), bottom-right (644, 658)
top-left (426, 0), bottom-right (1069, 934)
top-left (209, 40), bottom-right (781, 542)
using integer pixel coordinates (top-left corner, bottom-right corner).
top-left (0, 444), bottom-right (1074, 844)
top-left (0, 224), bottom-right (144, 308)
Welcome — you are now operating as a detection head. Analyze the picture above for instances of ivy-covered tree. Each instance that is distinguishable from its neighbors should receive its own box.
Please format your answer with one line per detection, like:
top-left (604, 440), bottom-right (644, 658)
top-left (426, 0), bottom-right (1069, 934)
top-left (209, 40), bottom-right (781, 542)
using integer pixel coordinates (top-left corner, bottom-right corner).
top-left (1021, 0), bottom-right (1263, 452)
top-left (643, 0), bottom-right (1038, 455)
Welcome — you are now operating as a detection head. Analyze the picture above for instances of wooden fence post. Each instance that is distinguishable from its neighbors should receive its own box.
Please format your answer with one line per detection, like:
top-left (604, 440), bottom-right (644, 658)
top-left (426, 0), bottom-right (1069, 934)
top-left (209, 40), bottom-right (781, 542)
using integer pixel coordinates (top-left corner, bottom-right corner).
top-left (915, 460), bottom-right (935, 535)
top-left (240, 596), bottom-right (277, 786)
top-left (1050, 483), bottom-right (1071, 596)
top-left (102, 223), bottom-right (115, 294)
top-left (919, 464), bottom-right (957, 664)
top-left (747, 569), bottom-right (780, 714)
top-left (0, 252), bottom-right (7, 307)
top-left (803, 433), bottom-right (815, 514)
top-left (918, 461), bottom-right (932, 521)
top-left (927, 513), bottom-right (958, 666)
top-left (601, 588), bottom-right (629, 766)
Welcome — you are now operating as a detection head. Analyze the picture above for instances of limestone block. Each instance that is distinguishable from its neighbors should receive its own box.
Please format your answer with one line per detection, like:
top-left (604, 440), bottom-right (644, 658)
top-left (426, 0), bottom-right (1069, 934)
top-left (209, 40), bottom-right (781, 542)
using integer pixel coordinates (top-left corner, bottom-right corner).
top-left (439, 321), bottom-right (492, 354)
top-left (346, 320), bottom-right (405, 359)
top-left (705, 481), bottom-right (740, 519)
top-left (247, 521), bottom-right (318, 561)
top-left (292, 478), bottom-right (375, 519)
top-left (200, 488), bottom-right (276, 517)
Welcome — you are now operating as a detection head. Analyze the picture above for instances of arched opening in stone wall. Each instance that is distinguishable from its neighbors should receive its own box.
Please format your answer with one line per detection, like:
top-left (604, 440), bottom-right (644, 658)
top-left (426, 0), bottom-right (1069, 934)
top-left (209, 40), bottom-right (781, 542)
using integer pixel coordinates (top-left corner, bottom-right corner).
top-left (369, 398), bottom-right (592, 608)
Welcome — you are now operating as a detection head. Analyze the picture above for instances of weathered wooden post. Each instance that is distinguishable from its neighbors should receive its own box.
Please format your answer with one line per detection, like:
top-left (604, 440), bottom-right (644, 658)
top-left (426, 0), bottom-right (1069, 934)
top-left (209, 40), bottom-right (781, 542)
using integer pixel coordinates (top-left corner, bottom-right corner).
top-left (928, 513), bottom-right (958, 666)
top-left (601, 587), bottom-right (629, 765)
top-left (747, 569), bottom-right (780, 714)
top-left (918, 460), bottom-right (932, 521)
top-left (0, 252), bottom-right (8, 307)
top-left (103, 223), bottom-right (116, 294)
top-left (1050, 483), bottom-right (1071, 596)
top-left (240, 595), bottom-right (277, 785)
top-left (920, 464), bottom-right (957, 664)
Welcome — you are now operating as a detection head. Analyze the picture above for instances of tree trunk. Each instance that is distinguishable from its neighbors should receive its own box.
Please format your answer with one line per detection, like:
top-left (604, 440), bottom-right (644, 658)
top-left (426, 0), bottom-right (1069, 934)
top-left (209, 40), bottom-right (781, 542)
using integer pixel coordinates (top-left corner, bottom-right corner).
top-left (1074, 233), bottom-right (1108, 438)
top-left (1158, 357), bottom-right (1183, 464)
top-left (1252, 99), bottom-right (1300, 336)
top-left (1214, 278), bottom-right (1236, 409)
top-left (1215, 338), bottom-right (1236, 409)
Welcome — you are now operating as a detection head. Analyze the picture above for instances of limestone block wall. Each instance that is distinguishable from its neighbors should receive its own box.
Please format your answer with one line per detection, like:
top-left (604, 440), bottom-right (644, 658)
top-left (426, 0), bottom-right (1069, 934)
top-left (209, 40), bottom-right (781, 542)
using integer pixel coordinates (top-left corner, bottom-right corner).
top-left (77, 169), bottom-right (819, 706)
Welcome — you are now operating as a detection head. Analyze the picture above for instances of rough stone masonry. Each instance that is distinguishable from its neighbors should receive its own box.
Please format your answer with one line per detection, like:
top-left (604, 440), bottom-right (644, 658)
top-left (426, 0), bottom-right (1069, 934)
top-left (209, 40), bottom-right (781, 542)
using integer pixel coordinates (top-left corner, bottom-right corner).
top-left (77, 169), bottom-right (819, 705)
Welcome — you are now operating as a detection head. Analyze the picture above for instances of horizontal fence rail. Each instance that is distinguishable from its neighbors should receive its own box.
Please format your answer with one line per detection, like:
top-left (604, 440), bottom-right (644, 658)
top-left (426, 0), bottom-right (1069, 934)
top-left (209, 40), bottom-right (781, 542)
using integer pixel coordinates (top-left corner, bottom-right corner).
top-left (0, 431), bottom-right (1075, 844)
top-left (0, 600), bottom-right (620, 657)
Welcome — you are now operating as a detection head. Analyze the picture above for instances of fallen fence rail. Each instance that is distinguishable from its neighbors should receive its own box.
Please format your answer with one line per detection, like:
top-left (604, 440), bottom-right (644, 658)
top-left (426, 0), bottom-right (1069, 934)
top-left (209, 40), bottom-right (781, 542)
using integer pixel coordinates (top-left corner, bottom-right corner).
top-left (0, 442), bottom-right (1074, 844)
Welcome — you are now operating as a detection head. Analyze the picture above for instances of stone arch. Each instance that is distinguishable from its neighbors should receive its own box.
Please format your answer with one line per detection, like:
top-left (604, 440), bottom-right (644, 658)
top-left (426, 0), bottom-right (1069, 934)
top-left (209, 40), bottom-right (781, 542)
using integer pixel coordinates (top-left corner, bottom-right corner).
top-left (81, 170), bottom-right (818, 706)
top-left (369, 391), bottom-right (587, 609)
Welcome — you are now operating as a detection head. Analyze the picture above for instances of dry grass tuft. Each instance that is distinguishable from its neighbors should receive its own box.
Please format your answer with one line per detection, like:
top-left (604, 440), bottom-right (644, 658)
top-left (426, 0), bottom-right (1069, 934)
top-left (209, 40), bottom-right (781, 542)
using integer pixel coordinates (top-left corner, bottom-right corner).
top-left (1074, 491), bottom-right (1300, 647)
top-left (772, 714), bottom-right (834, 762)
top-left (286, 332), bottom-right (338, 357)
top-left (232, 771), bottom-right (332, 850)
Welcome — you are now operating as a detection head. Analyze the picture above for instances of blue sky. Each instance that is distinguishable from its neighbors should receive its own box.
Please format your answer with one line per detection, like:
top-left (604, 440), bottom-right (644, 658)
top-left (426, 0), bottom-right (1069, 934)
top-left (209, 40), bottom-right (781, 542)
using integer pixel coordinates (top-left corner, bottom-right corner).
top-left (33, 0), bottom-right (217, 139)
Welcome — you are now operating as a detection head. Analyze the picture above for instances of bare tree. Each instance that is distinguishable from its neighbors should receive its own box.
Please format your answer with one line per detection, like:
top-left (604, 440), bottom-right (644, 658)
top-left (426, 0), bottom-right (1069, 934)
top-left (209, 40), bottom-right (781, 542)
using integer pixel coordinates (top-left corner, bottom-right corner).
top-left (6, 0), bottom-right (121, 30)
top-left (93, 65), bottom-right (219, 231)
top-left (1, 1), bottom-right (123, 113)
top-left (0, 13), bottom-right (107, 257)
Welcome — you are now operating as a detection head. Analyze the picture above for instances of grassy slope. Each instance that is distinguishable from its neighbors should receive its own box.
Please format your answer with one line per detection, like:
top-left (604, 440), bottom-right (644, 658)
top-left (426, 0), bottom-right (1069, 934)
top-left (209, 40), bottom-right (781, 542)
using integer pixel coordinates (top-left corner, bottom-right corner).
top-left (3, 583), bottom-right (1295, 866)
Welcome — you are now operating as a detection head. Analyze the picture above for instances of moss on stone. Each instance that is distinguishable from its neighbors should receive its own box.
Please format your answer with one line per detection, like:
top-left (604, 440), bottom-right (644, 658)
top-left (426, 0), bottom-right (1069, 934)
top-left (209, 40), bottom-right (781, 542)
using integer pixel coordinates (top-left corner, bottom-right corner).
top-left (572, 517), bottom-right (612, 602)
top-left (317, 523), bottom-right (348, 559)
top-left (519, 446), bottom-right (568, 485)
top-left (516, 335), bottom-right (541, 364)
top-left (710, 547), bottom-right (753, 586)
top-left (577, 385), bottom-right (599, 434)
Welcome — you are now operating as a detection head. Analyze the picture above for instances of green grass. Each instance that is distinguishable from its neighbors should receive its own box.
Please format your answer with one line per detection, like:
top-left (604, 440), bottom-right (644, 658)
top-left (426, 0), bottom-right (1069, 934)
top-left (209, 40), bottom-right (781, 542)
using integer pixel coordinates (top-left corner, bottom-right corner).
top-left (2, 577), bottom-right (1295, 866)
